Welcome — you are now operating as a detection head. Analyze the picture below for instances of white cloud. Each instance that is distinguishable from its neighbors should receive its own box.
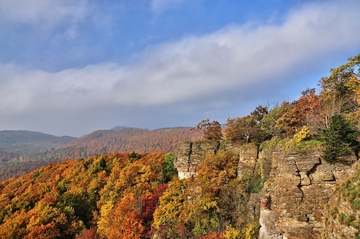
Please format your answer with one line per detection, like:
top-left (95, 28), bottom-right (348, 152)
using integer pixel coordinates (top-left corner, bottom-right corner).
top-left (0, 0), bottom-right (89, 29)
top-left (1, 0), bottom-right (360, 120)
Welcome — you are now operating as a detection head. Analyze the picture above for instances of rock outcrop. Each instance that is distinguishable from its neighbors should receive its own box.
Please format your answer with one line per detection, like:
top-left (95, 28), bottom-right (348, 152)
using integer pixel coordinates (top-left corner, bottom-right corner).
top-left (174, 140), bottom-right (228, 179)
top-left (238, 144), bottom-right (259, 178)
top-left (259, 148), bottom-right (356, 238)
top-left (259, 196), bottom-right (286, 239)
top-left (174, 140), bottom-right (260, 180)
top-left (174, 139), bottom-right (359, 238)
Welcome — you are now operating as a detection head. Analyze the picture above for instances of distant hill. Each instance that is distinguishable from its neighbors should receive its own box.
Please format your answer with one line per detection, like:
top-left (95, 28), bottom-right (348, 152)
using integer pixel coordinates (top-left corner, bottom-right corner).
top-left (0, 130), bottom-right (76, 181)
top-left (111, 126), bottom-right (192, 131)
top-left (50, 127), bottom-right (201, 160)
top-left (0, 128), bottom-right (201, 181)
top-left (154, 126), bottom-right (193, 130)
top-left (110, 126), bottom-right (132, 131)
top-left (0, 130), bottom-right (76, 160)
top-left (0, 130), bottom-right (75, 145)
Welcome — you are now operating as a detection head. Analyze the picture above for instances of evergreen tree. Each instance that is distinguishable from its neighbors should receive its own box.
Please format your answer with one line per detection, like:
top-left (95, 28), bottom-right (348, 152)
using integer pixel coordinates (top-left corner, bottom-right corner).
top-left (99, 157), bottom-right (106, 168)
top-left (322, 114), bottom-right (359, 162)
top-left (163, 153), bottom-right (177, 182)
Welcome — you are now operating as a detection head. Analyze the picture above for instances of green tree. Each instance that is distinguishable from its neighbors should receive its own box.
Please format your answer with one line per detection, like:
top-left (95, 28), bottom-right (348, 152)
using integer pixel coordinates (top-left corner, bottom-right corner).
top-left (260, 104), bottom-right (283, 138)
top-left (163, 153), bottom-right (177, 182)
top-left (129, 151), bottom-right (139, 162)
top-left (99, 158), bottom-right (106, 169)
top-left (322, 114), bottom-right (359, 162)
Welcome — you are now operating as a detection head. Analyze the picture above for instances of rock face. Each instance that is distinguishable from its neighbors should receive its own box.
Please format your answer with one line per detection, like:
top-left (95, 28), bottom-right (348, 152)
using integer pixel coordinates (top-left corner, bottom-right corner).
top-left (174, 140), bottom-right (359, 238)
top-left (238, 145), bottom-right (259, 178)
top-left (174, 140), bottom-right (227, 179)
top-left (321, 162), bottom-right (360, 239)
top-left (259, 148), bottom-right (356, 239)
top-left (174, 140), bottom-right (259, 180)
top-left (259, 196), bottom-right (285, 239)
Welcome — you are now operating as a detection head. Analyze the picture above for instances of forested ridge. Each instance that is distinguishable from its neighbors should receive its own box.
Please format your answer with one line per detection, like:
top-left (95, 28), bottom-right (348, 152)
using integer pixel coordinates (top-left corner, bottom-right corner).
top-left (0, 152), bottom-right (174, 238)
top-left (0, 54), bottom-right (359, 238)
top-left (0, 130), bottom-right (76, 161)
top-left (55, 128), bottom-right (201, 159)
top-left (0, 128), bottom-right (201, 181)
top-left (0, 131), bottom-right (76, 182)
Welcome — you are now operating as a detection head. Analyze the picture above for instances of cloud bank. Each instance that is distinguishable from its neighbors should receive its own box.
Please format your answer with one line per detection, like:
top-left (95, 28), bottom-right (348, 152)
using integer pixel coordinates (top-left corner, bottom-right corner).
top-left (0, 0), bottom-right (89, 29)
top-left (0, 0), bottom-right (359, 135)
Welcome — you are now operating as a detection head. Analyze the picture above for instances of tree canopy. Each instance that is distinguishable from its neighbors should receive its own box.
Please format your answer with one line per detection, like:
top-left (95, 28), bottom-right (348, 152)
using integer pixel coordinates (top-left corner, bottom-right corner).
top-left (195, 119), bottom-right (223, 140)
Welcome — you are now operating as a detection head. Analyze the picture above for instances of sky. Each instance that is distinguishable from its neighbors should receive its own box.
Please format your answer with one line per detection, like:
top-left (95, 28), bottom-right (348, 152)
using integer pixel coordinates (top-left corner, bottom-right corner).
top-left (0, 0), bottom-right (360, 137)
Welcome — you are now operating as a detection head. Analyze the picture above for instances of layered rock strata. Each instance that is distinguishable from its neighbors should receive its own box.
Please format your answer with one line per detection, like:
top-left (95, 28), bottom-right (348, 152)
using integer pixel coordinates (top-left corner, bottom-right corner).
top-left (259, 149), bottom-right (356, 238)
top-left (174, 141), bottom-right (259, 180)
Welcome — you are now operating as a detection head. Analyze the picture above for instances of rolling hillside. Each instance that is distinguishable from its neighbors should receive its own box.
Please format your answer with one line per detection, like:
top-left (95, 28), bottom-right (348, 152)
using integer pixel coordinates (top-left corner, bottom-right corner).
top-left (0, 128), bottom-right (201, 181)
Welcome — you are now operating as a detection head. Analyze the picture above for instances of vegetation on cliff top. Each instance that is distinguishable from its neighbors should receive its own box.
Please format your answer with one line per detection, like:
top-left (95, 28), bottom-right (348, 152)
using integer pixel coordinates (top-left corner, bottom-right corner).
top-left (196, 54), bottom-right (360, 162)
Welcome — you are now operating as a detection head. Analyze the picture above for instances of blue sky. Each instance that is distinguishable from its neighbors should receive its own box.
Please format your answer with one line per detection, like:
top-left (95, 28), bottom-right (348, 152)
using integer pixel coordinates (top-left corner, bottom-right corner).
top-left (0, 0), bottom-right (360, 137)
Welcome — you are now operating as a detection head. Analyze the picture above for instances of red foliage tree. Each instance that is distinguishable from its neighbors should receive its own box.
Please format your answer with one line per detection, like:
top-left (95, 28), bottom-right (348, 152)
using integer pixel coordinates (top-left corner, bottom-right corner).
top-left (75, 227), bottom-right (98, 239)
top-left (276, 88), bottom-right (321, 135)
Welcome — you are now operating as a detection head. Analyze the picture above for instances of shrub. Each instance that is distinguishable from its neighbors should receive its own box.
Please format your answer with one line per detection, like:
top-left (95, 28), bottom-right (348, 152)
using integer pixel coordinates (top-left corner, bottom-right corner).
top-left (293, 126), bottom-right (313, 143)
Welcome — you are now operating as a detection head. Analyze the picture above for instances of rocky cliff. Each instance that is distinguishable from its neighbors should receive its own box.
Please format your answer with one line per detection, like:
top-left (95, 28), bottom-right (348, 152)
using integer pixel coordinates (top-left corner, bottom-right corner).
top-left (174, 140), bottom-right (262, 180)
top-left (174, 139), bottom-right (360, 238)
top-left (321, 163), bottom-right (360, 239)
top-left (258, 147), bottom-right (357, 239)
top-left (174, 140), bottom-right (237, 179)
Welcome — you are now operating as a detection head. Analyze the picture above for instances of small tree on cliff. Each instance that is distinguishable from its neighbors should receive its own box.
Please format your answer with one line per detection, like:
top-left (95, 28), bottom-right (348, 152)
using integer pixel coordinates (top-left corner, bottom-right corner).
top-left (224, 115), bottom-right (267, 144)
top-left (195, 119), bottom-right (223, 140)
top-left (322, 114), bottom-right (359, 162)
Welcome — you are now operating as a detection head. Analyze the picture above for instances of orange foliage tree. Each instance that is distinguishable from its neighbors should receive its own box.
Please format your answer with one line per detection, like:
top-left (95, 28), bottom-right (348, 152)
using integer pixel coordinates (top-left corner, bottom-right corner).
top-left (107, 194), bottom-right (144, 239)
top-left (276, 89), bottom-right (321, 135)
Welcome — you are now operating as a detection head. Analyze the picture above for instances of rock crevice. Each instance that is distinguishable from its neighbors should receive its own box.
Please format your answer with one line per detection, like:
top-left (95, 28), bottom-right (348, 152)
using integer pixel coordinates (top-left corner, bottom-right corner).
top-left (187, 142), bottom-right (193, 172)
